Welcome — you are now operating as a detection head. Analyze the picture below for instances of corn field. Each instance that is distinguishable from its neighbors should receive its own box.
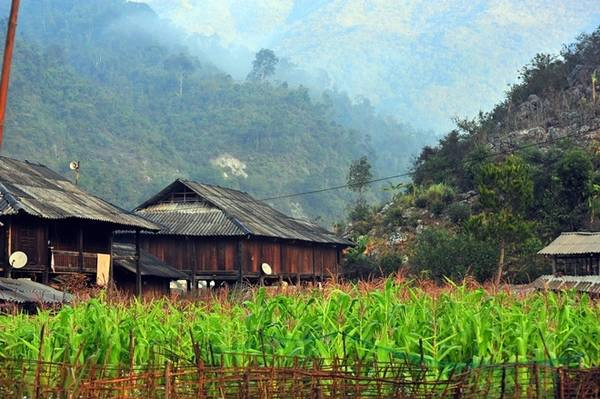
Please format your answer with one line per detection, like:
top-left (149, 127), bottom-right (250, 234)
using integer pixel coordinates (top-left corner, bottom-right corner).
top-left (0, 281), bottom-right (600, 397)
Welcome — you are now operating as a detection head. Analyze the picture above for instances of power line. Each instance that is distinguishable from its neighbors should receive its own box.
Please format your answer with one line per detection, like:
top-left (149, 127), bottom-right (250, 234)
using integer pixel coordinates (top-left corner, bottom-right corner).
top-left (260, 127), bottom-right (594, 202)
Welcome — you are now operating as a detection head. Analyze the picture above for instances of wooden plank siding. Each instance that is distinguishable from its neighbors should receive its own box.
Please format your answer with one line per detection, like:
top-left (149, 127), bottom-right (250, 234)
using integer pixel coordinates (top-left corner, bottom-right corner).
top-left (0, 215), bottom-right (113, 276)
top-left (139, 235), bottom-right (341, 281)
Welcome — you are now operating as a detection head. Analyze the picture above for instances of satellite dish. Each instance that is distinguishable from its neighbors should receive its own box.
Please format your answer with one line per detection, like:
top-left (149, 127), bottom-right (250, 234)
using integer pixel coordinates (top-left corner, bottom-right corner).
top-left (69, 161), bottom-right (80, 170)
top-left (9, 251), bottom-right (27, 269)
top-left (261, 262), bottom-right (272, 275)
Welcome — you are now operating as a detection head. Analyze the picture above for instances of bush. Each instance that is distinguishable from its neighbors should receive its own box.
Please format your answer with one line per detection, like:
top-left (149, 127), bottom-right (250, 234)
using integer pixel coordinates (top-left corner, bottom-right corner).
top-left (410, 227), bottom-right (498, 282)
top-left (429, 200), bottom-right (445, 215)
top-left (447, 202), bottom-right (471, 223)
top-left (415, 183), bottom-right (456, 213)
top-left (378, 252), bottom-right (405, 275)
top-left (414, 195), bottom-right (428, 209)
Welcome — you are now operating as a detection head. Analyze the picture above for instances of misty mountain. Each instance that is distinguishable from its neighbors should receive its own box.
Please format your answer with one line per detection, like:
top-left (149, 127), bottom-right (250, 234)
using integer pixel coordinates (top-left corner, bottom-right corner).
top-left (143, 0), bottom-right (600, 132)
top-left (0, 0), bottom-right (430, 224)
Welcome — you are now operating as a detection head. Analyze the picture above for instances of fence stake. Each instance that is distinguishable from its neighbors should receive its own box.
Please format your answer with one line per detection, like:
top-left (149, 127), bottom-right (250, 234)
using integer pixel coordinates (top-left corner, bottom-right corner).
top-left (164, 360), bottom-right (171, 399)
top-left (33, 325), bottom-right (45, 399)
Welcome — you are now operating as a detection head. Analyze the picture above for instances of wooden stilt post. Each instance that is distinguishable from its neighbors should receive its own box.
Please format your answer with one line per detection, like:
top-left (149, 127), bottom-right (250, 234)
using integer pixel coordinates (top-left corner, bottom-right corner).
top-left (236, 238), bottom-right (244, 285)
top-left (108, 233), bottom-right (114, 294)
top-left (135, 229), bottom-right (142, 298)
top-left (43, 225), bottom-right (49, 284)
top-left (190, 237), bottom-right (197, 294)
top-left (77, 225), bottom-right (84, 272)
top-left (5, 219), bottom-right (11, 278)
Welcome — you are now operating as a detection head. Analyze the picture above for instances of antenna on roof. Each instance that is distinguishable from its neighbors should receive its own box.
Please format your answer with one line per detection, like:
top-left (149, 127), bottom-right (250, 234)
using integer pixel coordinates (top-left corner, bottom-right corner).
top-left (0, 0), bottom-right (20, 152)
top-left (69, 160), bottom-right (80, 185)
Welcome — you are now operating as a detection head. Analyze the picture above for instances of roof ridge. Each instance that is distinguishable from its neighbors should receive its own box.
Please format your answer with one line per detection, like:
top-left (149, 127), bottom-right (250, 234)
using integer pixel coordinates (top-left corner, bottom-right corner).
top-left (184, 182), bottom-right (254, 235)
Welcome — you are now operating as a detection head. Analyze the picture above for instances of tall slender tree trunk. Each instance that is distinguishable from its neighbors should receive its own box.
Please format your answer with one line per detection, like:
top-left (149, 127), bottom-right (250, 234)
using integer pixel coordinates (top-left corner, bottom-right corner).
top-left (495, 239), bottom-right (505, 286)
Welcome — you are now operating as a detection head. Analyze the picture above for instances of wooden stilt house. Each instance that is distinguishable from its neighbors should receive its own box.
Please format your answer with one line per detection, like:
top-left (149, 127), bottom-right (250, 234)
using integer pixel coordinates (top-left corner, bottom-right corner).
top-left (121, 179), bottom-right (353, 286)
top-left (0, 156), bottom-right (158, 285)
top-left (538, 232), bottom-right (600, 275)
top-left (534, 232), bottom-right (600, 295)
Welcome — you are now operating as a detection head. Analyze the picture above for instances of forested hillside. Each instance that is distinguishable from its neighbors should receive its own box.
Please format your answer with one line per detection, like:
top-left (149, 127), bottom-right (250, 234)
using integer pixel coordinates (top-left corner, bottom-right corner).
top-left (0, 0), bottom-right (431, 222)
top-left (346, 27), bottom-right (600, 283)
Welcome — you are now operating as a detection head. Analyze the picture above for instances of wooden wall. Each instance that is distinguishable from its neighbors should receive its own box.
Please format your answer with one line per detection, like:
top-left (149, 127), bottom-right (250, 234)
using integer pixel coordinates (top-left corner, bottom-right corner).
top-left (113, 267), bottom-right (171, 297)
top-left (0, 215), bottom-right (113, 275)
top-left (140, 235), bottom-right (341, 280)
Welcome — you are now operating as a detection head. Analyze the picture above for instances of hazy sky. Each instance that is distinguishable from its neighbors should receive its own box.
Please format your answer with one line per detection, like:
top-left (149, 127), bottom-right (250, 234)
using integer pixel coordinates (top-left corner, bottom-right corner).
top-left (143, 0), bottom-right (600, 132)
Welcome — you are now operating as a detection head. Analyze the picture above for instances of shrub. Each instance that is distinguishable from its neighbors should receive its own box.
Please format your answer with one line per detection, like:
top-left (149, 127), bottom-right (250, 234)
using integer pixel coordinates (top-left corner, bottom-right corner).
top-left (410, 227), bottom-right (497, 282)
top-left (378, 252), bottom-right (405, 275)
top-left (429, 200), bottom-right (445, 215)
top-left (447, 202), bottom-right (471, 223)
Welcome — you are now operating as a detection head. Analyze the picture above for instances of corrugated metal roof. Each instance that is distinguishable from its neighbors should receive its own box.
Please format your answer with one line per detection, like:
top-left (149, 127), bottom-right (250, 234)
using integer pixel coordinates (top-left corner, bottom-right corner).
top-left (135, 179), bottom-right (353, 246)
top-left (113, 242), bottom-right (188, 279)
top-left (0, 156), bottom-right (158, 230)
top-left (0, 278), bottom-right (72, 304)
top-left (538, 232), bottom-right (600, 255)
top-left (532, 275), bottom-right (600, 294)
top-left (136, 202), bottom-right (243, 236)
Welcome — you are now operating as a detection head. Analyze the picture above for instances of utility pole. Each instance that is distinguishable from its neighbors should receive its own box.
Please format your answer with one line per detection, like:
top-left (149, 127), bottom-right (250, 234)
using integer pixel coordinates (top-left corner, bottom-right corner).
top-left (0, 0), bottom-right (20, 151)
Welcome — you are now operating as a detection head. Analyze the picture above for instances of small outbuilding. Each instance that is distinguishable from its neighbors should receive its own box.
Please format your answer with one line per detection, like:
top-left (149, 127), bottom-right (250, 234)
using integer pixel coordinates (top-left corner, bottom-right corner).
top-left (112, 242), bottom-right (188, 296)
top-left (538, 232), bottom-right (600, 275)
top-left (120, 179), bottom-right (353, 287)
top-left (0, 277), bottom-right (72, 312)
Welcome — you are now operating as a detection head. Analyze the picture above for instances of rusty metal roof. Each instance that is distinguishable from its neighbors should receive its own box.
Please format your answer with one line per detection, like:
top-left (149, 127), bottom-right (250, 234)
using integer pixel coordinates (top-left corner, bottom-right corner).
top-left (112, 242), bottom-right (188, 280)
top-left (538, 232), bottom-right (600, 256)
top-left (532, 275), bottom-right (600, 294)
top-left (135, 179), bottom-right (353, 246)
top-left (0, 156), bottom-right (158, 230)
top-left (0, 278), bottom-right (72, 304)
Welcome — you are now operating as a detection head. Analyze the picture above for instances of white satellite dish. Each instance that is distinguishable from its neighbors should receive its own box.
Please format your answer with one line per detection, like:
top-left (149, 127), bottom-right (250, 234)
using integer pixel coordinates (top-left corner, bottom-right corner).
top-left (69, 161), bottom-right (80, 170)
top-left (261, 262), bottom-right (272, 275)
top-left (9, 251), bottom-right (28, 269)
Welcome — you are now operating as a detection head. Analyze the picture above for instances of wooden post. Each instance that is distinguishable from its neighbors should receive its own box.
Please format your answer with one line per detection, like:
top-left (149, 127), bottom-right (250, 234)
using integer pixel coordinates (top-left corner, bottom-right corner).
top-left (4, 218), bottom-right (11, 277)
top-left (43, 225), bottom-right (50, 284)
top-left (0, 0), bottom-right (20, 151)
top-left (235, 239), bottom-right (244, 285)
top-left (311, 247), bottom-right (316, 285)
top-left (108, 233), bottom-right (114, 294)
top-left (279, 241), bottom-right (285, 279)
top-left (78, 225), bottom-right (84, 272)
top-left (551, 256), bottom-right (556, 275)
top-left (135, 229), bottom-right (142, 298)
top-left (190, 237), bottom-right (197, 293)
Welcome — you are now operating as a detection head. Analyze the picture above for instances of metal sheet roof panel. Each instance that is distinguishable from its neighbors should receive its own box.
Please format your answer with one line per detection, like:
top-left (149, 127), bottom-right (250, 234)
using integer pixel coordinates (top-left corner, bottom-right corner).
top-left (134, 179), bottom-right (353, 246)
top-left (0, 156), bottom-right (158, 230)
top-left (538, 232), bottom-right (600, 255)
top-left (136, 203), bottom-right (244, 236)
top-left (112, 243), bottom-right (188, 279)
top-left (0, 278), bottom-right (72, 304)
top-left (532, 275), bottom-right (600, 294)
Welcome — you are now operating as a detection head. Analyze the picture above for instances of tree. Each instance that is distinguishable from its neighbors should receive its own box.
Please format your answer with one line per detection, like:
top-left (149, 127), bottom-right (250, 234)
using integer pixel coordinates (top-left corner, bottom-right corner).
top-left (468, 155), bottom-right (535, 285)
top-left (555, 149), bottom-right (593, 228)
top-left (247, 49), bottom-right (278, 81)
top-left (346, 156), bottom-right (373, 227)
top-left (347, 156), bottom-right (372, 195)
top-left (164, 53), bottom-right (196, 97)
